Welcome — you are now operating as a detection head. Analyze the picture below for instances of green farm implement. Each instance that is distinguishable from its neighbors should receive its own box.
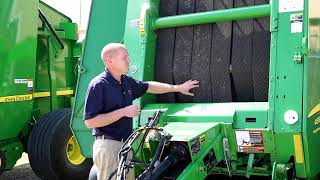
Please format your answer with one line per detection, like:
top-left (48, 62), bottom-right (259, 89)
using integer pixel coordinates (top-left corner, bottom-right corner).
top-left (73, 0), bottom-right (320, 179)
top-left (0, 0), bottom-right (91, 179)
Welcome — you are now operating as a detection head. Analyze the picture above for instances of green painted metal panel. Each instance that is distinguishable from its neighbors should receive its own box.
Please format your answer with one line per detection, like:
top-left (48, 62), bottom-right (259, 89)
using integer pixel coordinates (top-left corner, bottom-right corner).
top-left (163, 122), bottom-right (220, 142)
top-left (162, 122), bottom-right (222, 179)
top-left (302, 0), bottom-right (320, 178)
top-left (235, 110), bottom-right (268, 129)
top-left (71, 0), bottom-right (128, 157)
top-left (72, 0), bottom-right (320, 178)
top-left (274, 132), bottom-right (307, 178)
top-left (0, 0), bottom-right (79, 170)
top-left (303, 114), bottom-right (320, 177)
top-left (0, 0), bottom-right (38, 140)
top-left (140, 103), bottom-right (268, 127)
top-left (272, 1), bottom-right (305, 133)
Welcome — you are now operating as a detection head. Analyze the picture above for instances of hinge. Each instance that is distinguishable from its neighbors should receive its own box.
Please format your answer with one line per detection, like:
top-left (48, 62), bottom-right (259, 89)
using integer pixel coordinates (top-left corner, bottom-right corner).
top-left (271, 18), bottom-right (278, 32)
top-left (293, 37), bottom-right (308, 64)
top-left (301, 37), bottom-right (308, 55)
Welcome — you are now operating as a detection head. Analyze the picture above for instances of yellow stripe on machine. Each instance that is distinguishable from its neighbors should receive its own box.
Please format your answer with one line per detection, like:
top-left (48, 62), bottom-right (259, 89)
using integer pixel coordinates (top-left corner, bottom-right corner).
top-left (0, 90), bottom-right (74, 103)
top-left (293, 134), bottom-right (304, 164)
top-left (33, 90), bottom-right (74, 98)
top-left (33, 92), bottom-right (50, 98)
top-left (56, 90), bottom-right (73, 96)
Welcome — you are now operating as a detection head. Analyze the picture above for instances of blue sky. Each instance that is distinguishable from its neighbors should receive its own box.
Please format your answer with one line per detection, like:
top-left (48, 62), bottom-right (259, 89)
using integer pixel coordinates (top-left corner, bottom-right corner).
top-left (42, 0), bottom-right (91, 30)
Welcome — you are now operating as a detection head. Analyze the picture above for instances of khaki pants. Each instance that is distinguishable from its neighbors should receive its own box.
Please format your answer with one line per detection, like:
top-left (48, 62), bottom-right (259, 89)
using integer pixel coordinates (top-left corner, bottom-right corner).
top-left (93, 139), bottom-right (134, 180)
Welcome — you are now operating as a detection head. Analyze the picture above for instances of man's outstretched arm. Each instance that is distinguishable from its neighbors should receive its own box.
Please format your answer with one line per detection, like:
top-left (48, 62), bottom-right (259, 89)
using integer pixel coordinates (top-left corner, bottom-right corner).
top-left (146, 80), bottom-right (199, 96)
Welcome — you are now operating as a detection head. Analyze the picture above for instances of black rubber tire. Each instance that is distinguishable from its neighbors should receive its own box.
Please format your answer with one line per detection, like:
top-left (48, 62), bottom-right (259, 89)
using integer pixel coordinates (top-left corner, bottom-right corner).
top-left (27, 108), bottom-right (92, 180)
top-left (0, 150), bottom-right (6, 174)
top-left (155, 0), bottom-right (178, 103)
top-left (172, 0), bottom-right (195, 103)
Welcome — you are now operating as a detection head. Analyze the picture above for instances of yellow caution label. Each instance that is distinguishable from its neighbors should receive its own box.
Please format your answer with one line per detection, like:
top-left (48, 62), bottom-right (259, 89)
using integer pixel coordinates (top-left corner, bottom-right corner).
top-left (139, 3), bottom-right (149, 36)
top-left (0, 94), bottom-right (33, 103)
top-left (139, 19), bottom-right (145, 36)
top-left (0, 90), bottom-right (73, 103)
top-left (293, 134), bottom-right (304, 164)
top-left (199, 134), bottom-right (206, 144)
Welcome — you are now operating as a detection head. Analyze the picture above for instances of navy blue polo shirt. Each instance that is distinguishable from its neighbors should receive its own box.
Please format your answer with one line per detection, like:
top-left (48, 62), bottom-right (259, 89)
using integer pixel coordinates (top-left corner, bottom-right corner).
top-left (83, 69), bottom-right (148, 140)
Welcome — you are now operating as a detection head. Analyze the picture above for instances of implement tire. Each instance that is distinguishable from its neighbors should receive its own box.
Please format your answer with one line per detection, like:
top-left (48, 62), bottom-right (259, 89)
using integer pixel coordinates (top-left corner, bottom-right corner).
top-left (27, 108), bottom-right (92, 180)
top-left (0, 150), bottom-right (6, 174)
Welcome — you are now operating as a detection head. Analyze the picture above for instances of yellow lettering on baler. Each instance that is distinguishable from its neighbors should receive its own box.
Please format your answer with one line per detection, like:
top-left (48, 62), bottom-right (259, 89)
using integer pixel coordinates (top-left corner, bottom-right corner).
top-left (0, 94), bottom-right (33, 103)
top-left (313, 127), bottom-right (320, 134)
top-left (314, 116), bottom-right (320, 126)
top-left (0, 90), bottom-right (73, 103)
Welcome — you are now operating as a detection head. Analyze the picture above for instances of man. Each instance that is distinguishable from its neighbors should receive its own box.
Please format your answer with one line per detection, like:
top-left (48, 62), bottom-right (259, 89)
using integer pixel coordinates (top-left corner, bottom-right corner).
top-left (84, 43), bottom-right (199, 180)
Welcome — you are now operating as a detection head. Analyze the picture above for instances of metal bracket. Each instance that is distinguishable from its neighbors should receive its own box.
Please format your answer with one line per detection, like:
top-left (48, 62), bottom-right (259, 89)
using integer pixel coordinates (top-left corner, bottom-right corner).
top-left (271, 162), bottom-right (294, 180)
top-left (78, 66), bottom-right (87, 75)
top-left (271, 18), bottom-right (278, 32)
top-left (293, 52), bottom-right (303, 64)
top-left (301, 37), bottom-right (308, 54)
top-left (293, 37), bottom-right (308, 64)
top-left (246, 154), bottom-right (255, 178)
top-left (223, 137), bottom-right (232, 177)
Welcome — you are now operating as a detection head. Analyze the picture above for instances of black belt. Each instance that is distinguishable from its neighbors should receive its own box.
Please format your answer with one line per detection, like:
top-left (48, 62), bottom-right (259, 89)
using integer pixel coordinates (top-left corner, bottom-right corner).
top-left (94, 135), bottom-right (123, 142)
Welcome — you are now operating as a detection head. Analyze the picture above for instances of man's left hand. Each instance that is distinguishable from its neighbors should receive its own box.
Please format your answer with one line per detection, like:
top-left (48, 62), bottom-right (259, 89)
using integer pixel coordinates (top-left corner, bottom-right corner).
top-left (177, 80), bottom-right (199, 96)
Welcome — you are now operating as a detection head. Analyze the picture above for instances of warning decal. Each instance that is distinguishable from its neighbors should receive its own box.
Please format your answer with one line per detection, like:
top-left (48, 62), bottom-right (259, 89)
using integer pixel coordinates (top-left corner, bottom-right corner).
top-left (235, 131), bottom-right (264, 153)
top-left (290, 13), bottom-right (303, 33)
top-left (279, 0), bottom-right (304, 13)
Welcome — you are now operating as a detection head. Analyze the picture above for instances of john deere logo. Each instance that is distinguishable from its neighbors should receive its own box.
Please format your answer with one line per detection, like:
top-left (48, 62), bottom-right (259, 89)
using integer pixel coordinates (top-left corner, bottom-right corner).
top-left (0, 94), bottom-right (33, 103)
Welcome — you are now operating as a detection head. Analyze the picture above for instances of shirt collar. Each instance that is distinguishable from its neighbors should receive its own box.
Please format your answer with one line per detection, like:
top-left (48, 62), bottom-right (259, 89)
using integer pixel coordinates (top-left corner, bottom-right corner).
top-left (104, 69), bottom-right (123, 85)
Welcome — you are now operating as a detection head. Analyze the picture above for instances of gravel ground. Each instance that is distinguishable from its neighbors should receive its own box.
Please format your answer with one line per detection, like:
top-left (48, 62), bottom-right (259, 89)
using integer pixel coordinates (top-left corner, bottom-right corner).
top-left (0, 153), bottom-right (271, 180)
top-left (0, 153), bottom-right (40, 180)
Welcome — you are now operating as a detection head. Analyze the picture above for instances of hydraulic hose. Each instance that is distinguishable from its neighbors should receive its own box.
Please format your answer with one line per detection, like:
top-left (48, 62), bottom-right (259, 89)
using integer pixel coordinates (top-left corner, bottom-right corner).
top-left (137, 149), bottom-right (181, 180)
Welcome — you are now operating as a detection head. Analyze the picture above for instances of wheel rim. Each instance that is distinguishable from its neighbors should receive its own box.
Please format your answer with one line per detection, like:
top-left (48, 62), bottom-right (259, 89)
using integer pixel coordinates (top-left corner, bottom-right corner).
top-left (66, 136), bottom-right (86, 165)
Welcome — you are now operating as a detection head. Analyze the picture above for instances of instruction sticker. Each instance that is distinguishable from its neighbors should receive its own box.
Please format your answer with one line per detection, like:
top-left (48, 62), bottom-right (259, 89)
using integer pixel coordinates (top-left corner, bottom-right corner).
top-left (199, 134), bottom-right (206, 144)
top-left (235, 131), bottom-right (264, 153)
top-left (129, 19), bottom-right (140, 28)
top-left (14, 79), bottom-right (33, 92)
top-left (14, 79), bottom-right (29, 84)
top-left (27, 81), bottom-right (33, 88)
top-left (290, 13), bottom-right (303, 33)
top-left (27, 80), bottom-right (33, 92)
top-left (279, 0), bottom-right (304, 13)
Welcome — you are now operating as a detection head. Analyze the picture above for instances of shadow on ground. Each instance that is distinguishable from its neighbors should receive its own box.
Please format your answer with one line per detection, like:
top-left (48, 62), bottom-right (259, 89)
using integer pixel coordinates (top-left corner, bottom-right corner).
top-left (0, 164), bottom-right (40, 180)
